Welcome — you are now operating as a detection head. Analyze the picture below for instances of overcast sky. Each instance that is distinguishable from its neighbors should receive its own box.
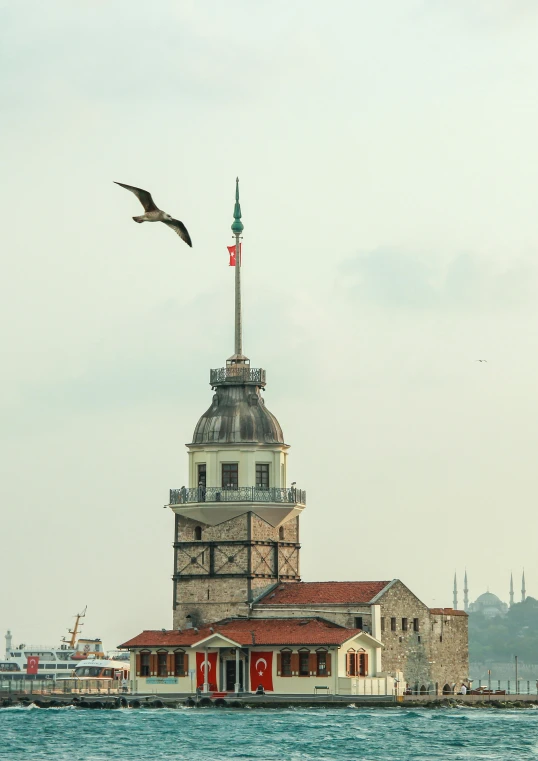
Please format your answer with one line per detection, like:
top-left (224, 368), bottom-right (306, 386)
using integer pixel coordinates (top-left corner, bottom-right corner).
top-left (2, 0), bottom-right (538, 650)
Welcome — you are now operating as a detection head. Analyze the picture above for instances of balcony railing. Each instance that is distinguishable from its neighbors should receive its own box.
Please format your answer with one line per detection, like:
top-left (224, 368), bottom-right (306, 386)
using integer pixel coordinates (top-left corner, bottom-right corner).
top-left (210, 367), bottom-right (266, 386)
top-left (170, 486), bottom-right (306, 506)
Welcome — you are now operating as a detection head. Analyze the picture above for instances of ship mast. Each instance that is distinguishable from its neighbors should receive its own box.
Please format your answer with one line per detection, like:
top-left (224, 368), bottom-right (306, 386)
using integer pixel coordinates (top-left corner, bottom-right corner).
top-left (62, 606), bottom-right (87, 648)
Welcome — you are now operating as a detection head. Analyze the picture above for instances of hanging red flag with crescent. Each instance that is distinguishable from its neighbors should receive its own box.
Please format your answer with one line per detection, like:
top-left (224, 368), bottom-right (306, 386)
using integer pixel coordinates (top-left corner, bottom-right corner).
top-left (27, 656), bottom-right (39, 675)
top-left (227, 244), bottom-right (242, 266)
top-left (250, 651), bottom-right (273, 692)
top-left (196, 652), bottom-right (218, 688)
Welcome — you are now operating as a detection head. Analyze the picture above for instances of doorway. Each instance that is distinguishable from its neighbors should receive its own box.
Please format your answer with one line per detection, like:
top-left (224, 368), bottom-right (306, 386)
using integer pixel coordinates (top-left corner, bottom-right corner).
top-left (225, 659), bottom-right (244, 692)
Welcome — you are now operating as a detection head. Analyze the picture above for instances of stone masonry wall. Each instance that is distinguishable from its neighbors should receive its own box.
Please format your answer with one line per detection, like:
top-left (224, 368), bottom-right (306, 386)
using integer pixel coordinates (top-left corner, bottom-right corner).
top-left (173, 577), bottom-right (250, 629)
top-left (429, 612), bottom-right (469, 692)
top-left (378, 582), bottom-right (468, 692)
top-left (173, 512), bottom-right (301, 628)
top-left (177, 513), bottom-right (249, 542)
top-left (377, 582), bottom-right (433, 688)
top-left (250, 514), bottom-right (299, 543)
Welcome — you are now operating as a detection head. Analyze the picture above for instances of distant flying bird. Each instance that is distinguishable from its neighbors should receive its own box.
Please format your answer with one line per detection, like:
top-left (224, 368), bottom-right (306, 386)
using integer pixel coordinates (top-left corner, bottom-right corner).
top-left (114, 182), bottom-right (192, 247)
top-left (475, 359), bottom-right (488, 362)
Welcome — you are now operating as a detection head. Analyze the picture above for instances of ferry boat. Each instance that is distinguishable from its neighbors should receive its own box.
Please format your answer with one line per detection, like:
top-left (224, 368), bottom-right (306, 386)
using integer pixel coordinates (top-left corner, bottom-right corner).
top-left (1, 608), bottom-right (104, 681)
top-left (69, 658), bottom-right (130, 682)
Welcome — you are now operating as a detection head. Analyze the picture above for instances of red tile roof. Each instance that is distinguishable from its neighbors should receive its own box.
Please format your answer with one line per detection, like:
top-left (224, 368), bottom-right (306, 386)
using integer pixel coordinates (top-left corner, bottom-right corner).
top-left (429, 608), bottom-right (467, 616)
top-left (256, 581), bottom-right (391, 606)
top-left (119, 617), bottom-right (364, 649)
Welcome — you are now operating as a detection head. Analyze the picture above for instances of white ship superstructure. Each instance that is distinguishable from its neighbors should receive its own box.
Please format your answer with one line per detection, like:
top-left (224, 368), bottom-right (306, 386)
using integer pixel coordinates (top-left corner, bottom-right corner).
top-left (1, 609), bottom-right (104, 680)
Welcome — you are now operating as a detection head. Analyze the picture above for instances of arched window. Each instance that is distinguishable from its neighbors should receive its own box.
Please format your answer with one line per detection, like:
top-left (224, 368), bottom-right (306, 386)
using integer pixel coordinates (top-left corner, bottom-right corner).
top-left (278, 648), bottom-right (292, 676)
top-left (156, 650), bottom-right (168, 677)
top-left (315, 648), bottom-right (330, 677)
top-left (346, 648), bottom-right (368, 677)
top-left (173, 650), bottom-right (187, 677)
top-left (139, 651), bottom-right (151, 677)
top-left (279, 526), bottom-right (284, 540)
top-left (346, 649), bottom-right (356, 676)
top-left (298, 648), bottom-right (311, 676)
top-left (194, 526), bottom-right (202, 541)
top-left (442, 683), bottom-right (452, 694)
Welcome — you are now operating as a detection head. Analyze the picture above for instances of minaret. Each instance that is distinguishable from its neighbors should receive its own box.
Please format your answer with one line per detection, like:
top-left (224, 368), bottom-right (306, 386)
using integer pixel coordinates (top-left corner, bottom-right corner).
top-left (463, 570), bottom-right (469, 612)
top-left (522, 570), bottom-right (526, 603)
top-left (453, 572), bottom-right (458, 610)
top-left (4, 630), bottom-right (12, 660)
top-left (510, 572), bottom-right (514, 607)
top-left (168, 179), bottom-right (305, 628)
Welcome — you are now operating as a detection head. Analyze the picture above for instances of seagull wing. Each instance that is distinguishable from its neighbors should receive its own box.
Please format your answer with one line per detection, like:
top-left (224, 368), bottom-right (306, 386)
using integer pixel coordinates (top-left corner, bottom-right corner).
top-left (163, 218), bottom-right (192, 247)
top-left (114, 182), bottom-right (159, 212)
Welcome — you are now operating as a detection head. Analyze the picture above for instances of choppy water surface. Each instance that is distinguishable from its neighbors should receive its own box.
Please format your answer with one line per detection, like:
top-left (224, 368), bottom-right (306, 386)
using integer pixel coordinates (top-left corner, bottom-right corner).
top-left (1, 706), bottom-right (538, 760)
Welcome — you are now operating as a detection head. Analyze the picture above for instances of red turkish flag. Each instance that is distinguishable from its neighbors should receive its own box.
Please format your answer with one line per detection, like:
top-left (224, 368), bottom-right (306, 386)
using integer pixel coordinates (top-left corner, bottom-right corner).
top-left (227, 244), bottom-right (242, 266)
top-left (196, 652), bottom-right (218, 689)
top-left (250, 651), bottom-right (273, 692)
top-left (27, 656), bottom-right (39, 675)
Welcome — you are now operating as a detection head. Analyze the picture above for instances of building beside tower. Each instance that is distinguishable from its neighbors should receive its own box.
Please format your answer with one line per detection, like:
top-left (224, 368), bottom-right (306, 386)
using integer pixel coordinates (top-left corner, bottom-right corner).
top-left (120, 180), bottom-right (468, 696)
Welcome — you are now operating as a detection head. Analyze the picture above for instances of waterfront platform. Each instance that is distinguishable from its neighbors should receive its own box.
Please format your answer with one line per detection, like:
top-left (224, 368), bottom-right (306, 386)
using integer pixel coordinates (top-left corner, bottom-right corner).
top-left (2, 689), bottom-right (538, 709)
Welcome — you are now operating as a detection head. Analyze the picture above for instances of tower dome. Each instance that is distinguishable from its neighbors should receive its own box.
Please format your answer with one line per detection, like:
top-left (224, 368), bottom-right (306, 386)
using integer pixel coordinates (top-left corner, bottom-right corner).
top-left (192, 366), bottom-right (284, 445)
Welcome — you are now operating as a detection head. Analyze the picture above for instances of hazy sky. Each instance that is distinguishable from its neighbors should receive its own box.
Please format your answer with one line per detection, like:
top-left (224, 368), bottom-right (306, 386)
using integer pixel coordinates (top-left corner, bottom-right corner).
top-left (2, 0), bottom-right (538, 650)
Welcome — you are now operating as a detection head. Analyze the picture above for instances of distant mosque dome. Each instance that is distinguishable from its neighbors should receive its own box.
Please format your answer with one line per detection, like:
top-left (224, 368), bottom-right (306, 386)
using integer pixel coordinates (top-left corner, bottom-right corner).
top-left (468, 591), bottom-right (508, 618)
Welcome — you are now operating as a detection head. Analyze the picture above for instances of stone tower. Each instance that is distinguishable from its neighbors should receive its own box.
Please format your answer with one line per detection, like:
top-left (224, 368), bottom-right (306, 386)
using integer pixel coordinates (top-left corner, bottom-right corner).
top-left (169, 180), bottom-right (305, 629)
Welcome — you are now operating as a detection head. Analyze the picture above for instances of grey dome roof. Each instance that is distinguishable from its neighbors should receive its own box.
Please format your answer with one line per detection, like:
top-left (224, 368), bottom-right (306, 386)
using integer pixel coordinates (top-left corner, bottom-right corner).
top-left (475, 592), bottom-right (502, 605)
top-left (192, 383), bottom-right (284, 445)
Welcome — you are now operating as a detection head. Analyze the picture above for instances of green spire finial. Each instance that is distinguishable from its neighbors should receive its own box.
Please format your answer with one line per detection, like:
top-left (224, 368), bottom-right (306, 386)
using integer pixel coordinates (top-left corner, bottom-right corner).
top-left (231, 176), bottom-right (244, 234)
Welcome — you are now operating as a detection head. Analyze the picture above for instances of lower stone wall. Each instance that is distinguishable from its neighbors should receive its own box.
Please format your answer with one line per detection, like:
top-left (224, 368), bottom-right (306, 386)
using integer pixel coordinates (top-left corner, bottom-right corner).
top-left (429, 612), bottom-right (469, 692)
top-left (173, 577), bottom-right (250, 629)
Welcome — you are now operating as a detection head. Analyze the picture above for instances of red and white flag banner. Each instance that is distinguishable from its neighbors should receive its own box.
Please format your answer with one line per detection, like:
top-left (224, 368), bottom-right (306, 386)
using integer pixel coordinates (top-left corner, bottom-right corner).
top-left (27, 656), bottom-right (39, 675)
top-left (196, 652), bottom-right (218, 688)
top-left (250, 651), bottom-right (273, 692)
top-left (227, 244), bottom-right (242, 267)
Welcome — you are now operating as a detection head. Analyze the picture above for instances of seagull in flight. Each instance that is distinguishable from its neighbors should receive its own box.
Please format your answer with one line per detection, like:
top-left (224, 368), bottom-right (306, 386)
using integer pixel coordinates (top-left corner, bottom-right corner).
top-left (475, 359), bottom-right (488, 362)
top-left (114, 182), bottom-right (192, 247)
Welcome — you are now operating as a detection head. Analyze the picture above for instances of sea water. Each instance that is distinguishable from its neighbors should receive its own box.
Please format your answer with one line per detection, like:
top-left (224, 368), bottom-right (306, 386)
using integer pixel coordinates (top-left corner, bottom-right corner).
top-left (1, 706), bottom-right (537, 760)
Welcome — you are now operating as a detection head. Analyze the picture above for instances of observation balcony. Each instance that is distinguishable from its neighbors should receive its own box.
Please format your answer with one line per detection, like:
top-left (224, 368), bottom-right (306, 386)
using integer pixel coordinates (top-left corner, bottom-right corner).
top-left (169, 486), bottom-right (306, 507)
top-left (210, 366), bottom-right (266, 387)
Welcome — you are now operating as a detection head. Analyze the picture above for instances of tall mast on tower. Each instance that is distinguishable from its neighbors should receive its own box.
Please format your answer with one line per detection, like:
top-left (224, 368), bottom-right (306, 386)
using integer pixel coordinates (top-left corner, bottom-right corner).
top-left (230, 177), bottom-right (246, 364)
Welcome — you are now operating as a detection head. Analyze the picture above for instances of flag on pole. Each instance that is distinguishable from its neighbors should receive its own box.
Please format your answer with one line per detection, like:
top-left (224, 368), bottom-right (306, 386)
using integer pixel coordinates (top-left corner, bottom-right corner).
top-left (227, 244), bottom-right (242, 266)
top-left (27, 656), bottom-right (39, 675)
top-left (196, 652), bottom-right (218, 688)
top-left (249, 651), bottom-right (273, 692)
